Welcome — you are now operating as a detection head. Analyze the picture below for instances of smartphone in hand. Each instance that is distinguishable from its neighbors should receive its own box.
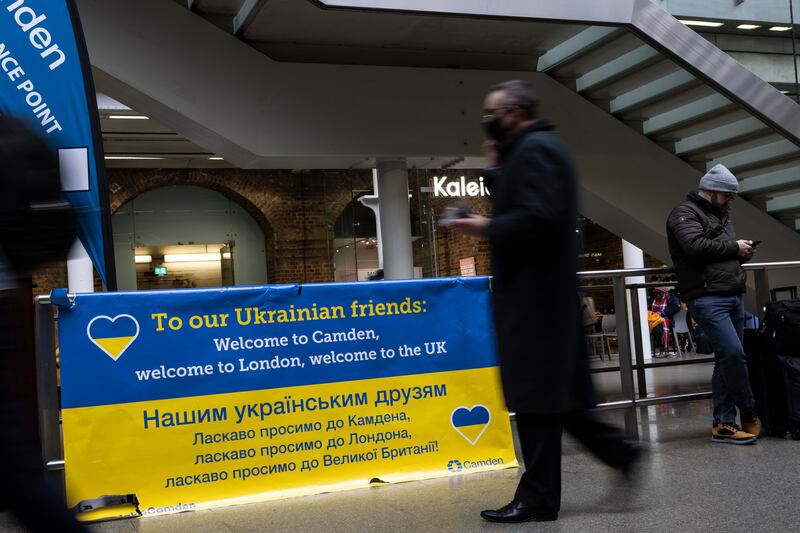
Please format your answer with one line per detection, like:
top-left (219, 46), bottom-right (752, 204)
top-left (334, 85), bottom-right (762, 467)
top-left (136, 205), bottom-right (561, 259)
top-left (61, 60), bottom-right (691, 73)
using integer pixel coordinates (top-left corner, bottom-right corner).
top-left (439, 200), bottom-right (473, 227)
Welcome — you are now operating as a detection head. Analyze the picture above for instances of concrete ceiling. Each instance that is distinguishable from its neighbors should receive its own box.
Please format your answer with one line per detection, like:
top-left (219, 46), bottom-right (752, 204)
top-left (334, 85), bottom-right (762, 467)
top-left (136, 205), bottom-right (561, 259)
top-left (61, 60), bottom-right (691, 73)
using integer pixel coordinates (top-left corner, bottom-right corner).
top-left (102, 0), bottom-right (585, 169)
top-left (179, 0), bottom-right (584, 70)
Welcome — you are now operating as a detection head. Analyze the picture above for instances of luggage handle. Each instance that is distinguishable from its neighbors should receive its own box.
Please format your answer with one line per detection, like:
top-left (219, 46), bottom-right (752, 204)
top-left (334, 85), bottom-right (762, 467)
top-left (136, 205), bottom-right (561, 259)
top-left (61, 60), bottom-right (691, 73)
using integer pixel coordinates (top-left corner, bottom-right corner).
top-left (770, 286), bottom-right (799, 302)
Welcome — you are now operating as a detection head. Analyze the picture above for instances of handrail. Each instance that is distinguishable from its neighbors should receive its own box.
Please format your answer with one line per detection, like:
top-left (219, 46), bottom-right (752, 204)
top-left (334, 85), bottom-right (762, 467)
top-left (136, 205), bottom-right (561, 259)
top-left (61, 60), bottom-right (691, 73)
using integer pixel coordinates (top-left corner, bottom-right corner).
top-left (578, 266), bottom-right (672, 278)
top-left (577, 261), bottom-right (800, 280)
top-left (744, 261), bottom-right (800, 270)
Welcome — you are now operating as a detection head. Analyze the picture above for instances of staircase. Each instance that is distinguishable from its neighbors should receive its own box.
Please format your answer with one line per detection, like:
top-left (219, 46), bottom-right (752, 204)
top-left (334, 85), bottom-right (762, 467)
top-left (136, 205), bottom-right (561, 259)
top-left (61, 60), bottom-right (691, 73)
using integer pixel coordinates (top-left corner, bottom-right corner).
top-left (534, 6), bottom-right (800, 231)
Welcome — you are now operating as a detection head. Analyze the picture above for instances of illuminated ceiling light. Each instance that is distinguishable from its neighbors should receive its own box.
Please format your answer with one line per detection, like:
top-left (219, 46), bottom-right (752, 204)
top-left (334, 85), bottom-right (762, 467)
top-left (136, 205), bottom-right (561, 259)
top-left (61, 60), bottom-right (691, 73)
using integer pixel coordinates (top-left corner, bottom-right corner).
top-left (104, 156), bottom-right (165, 160)
top-left (134, 255), bottom-right (152, 264)
top-left (769, 26), bottom-right (792, 32)
top-left (737, 24), bottom-right (761, 30)
top-left (164, 253), bottom-right (222, 262)
top-left (108, 115), bottom-right (149, 120)
top-left (208, 156), bottom-right (224, 160)
top-left (679, 20), bottom-right (724, 27)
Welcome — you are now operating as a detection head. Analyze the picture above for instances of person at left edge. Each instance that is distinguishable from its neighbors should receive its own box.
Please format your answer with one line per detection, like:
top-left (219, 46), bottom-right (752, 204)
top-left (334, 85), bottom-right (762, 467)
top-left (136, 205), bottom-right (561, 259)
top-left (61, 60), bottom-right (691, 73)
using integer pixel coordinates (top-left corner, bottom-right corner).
top-left (448, 80), bottom-right (643, 524)
top-left (0, 116), bottom-right (87, 531)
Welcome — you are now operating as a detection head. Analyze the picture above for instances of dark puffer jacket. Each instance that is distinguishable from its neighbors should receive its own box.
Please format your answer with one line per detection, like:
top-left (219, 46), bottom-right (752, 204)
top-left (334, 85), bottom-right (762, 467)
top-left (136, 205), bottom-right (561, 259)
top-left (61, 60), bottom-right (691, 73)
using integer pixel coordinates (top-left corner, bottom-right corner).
top-left (666, 192), bottom-right (747, 301)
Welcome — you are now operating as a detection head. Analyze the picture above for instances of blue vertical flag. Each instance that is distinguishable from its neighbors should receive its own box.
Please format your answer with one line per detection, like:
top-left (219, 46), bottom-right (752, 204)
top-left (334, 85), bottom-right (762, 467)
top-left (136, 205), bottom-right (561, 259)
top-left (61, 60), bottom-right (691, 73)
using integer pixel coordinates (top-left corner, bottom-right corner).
top-left (0, 0), bottom-right (116, 289)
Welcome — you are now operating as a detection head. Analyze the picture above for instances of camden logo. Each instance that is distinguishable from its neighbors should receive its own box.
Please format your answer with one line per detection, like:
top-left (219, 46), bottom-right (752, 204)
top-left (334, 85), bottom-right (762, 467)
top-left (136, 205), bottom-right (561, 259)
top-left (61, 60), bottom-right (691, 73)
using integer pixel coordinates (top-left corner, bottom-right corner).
top-left (86, 314), bottom-right (140, 361)
top-left (447, 459), bottom-right (463, 473)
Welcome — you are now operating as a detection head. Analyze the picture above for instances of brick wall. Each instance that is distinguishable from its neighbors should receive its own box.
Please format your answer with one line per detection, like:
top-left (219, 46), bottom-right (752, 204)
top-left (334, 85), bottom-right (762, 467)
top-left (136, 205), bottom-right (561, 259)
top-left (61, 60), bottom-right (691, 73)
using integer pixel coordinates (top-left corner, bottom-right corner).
top-left (32, 167), bottom-right (652, 296)
top-left (32, 261), bottom-right (68, 297)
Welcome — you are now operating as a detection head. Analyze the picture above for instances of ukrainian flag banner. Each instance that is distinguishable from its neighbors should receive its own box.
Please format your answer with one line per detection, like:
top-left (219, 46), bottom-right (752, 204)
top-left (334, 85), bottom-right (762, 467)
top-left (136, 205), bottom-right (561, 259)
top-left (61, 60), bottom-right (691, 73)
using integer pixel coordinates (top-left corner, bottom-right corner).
top-left (57, 278), bottom-right (517, 521)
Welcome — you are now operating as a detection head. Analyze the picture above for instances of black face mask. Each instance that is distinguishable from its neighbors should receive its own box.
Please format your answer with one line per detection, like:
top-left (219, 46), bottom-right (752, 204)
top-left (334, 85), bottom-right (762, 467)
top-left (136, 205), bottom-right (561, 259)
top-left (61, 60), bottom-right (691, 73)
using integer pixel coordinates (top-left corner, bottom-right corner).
top-left (482, 117), bottom-right (506, 141)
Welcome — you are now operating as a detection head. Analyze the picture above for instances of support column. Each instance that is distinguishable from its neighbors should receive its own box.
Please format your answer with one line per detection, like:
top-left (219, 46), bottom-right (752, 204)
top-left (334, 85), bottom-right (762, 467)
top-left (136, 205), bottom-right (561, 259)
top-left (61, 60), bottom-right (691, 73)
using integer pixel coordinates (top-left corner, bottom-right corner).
top-left (67, 239), bottom-right (95, 293)
top-left (622, 240), bottom-right (651, 361)
top-left (376, 158), bottom-right (414, 280)
top-left (357, 169), bottom-right (384, 269)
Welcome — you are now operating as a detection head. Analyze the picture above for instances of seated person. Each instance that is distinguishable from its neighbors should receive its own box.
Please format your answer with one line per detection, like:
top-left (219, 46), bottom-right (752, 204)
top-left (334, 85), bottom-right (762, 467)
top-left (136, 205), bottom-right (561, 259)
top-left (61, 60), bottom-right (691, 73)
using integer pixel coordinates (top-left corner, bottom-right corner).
top-left (647, 310), bottom-right (669, 358)
top-left (581, 296), bottom-right (600, 334)
top-left (651, 287), bottom-right (680, 354)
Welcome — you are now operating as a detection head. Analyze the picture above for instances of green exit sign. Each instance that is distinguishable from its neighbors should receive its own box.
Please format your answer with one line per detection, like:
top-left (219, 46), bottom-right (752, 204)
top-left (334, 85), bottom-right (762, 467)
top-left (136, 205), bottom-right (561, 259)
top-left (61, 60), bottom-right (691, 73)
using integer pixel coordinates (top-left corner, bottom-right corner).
top-left (154, 266), bottom-right (168, 276)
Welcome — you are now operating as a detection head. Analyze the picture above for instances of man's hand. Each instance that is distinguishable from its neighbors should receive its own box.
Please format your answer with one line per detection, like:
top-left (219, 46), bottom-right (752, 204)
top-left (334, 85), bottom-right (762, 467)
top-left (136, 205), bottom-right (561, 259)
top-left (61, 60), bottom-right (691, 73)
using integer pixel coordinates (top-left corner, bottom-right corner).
top-left (449, 214), bottom-right (491, 237)
top-left (736, 239), bottom-right (755, 259)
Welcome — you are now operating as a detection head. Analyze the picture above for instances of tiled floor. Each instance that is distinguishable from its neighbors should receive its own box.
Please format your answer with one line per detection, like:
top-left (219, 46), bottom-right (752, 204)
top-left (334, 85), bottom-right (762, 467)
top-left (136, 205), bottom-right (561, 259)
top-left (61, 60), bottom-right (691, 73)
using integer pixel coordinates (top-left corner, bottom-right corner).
top-left (3, 399), bottom-right (796, 533)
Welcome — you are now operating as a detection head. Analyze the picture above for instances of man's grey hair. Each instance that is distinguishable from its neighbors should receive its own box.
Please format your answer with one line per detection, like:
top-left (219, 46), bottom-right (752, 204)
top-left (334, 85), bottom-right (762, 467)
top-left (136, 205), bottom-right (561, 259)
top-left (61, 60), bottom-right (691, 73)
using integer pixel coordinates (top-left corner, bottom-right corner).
top-left (487, 80), bottom-right (539, 119)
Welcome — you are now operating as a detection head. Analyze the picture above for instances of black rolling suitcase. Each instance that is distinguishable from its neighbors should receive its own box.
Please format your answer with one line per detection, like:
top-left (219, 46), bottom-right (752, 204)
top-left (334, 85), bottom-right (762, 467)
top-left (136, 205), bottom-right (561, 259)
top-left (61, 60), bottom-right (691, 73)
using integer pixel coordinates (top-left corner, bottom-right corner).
top-left (757, 298), bottom-right (800, 439)
top-left (776, 355), bottom-right (800, 439)
top-left (744, 329), bottom-right (788, 437)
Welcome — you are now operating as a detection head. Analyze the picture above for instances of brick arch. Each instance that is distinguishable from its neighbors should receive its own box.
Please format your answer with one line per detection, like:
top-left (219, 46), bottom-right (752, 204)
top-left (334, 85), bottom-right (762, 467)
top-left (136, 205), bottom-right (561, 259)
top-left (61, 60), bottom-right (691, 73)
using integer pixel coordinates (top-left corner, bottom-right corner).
top-left (317, 170), bottom-right (373, 229)
top-left (108, 169), bottom-right (277, 283)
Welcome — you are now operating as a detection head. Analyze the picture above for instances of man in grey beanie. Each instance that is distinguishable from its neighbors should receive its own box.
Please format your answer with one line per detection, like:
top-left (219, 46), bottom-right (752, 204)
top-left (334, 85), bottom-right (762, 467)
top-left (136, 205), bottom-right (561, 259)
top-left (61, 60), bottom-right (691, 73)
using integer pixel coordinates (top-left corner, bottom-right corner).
top-left (666, 164), bottom-right (761, 444)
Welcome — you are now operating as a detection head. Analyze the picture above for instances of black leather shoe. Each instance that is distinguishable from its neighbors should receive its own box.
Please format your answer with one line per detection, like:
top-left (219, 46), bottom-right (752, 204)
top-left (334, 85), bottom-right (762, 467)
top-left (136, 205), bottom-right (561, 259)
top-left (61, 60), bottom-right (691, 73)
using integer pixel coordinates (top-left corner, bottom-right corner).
top-left (620, 439), bottom-right (649, 483)
top-left (480, 500), bottom-right (558, 523)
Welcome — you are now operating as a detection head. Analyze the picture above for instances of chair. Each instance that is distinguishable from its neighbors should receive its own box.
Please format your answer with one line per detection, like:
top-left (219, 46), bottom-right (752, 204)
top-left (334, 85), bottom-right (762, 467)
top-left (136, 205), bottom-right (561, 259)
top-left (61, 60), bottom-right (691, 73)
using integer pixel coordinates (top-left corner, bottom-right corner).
top-left (585, 329), bottom-right (607, 360)
top-left (601, 314), bottom-right (617, 357)
top-left (671, 309), bottom-right (694, 356)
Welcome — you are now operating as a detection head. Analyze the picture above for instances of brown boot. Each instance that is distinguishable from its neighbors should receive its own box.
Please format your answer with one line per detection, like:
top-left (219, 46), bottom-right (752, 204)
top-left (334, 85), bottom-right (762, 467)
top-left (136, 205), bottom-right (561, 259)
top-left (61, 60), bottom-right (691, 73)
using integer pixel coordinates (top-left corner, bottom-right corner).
top-left (711, 423), bottom-right (757, 445)
top-left (741, 410), bottom-right (762, 437)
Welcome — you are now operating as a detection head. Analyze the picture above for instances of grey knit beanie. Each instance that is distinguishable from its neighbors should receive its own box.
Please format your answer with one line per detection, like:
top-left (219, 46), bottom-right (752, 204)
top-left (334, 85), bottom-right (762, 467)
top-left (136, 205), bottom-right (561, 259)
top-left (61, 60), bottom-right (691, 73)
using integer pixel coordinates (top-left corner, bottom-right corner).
top-left (698, 164), bottom-right (739, 193)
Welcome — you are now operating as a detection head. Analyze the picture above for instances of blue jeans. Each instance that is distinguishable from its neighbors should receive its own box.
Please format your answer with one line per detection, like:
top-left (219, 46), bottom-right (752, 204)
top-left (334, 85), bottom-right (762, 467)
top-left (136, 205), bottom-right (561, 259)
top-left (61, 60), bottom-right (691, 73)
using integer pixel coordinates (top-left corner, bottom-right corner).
top-left (687, 295), bottom-right (754, 425)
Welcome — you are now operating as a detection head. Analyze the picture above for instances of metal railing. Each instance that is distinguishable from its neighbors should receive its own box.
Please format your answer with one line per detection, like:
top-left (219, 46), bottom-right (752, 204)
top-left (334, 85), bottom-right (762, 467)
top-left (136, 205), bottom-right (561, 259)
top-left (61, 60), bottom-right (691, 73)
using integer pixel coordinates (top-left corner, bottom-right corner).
top-left (32, 260), bottom-right (800, 485)
top-left (578, 260), bottom-right (800, 438)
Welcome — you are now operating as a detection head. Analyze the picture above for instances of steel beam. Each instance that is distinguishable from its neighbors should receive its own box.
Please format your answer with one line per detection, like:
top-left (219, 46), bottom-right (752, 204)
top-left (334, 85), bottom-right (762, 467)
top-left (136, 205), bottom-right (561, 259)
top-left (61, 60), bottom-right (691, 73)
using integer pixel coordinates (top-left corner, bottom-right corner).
top-left (739, 166), bottom-right (800, 195)
top-left (674, 117), bottom-right (769, 157)
top-left (576, 45), bottom-right (660, 93)
top-left (320, 0), bottom-right (638, 25)
top-left (707, 139), bottom-right (800, 172)
top-left (234, 0), bottom-right (268, 36)
top-left (537, 27), bottom-right (623, 73)
top-left (767, 191), bottom-right (800, 214)
top-left (642, 94), bottom-right (733, 137)
top-left (610, 70), bottom-right (698, 115)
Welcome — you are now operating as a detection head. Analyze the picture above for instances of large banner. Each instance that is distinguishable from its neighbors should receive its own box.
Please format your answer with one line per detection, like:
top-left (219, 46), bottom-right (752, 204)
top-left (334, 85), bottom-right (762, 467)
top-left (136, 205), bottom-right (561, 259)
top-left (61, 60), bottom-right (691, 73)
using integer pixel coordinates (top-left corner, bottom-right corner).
top-left (57, 278), bottom-right (516, 521)
top-left (0, 0), bottom-right (115, 287)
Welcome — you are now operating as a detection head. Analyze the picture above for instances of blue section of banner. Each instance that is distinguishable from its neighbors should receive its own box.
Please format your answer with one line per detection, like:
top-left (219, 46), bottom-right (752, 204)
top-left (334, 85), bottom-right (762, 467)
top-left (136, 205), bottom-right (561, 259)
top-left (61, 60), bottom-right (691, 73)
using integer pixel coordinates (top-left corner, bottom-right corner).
top-left (452, 406), bottom-right (490, 427)
top-left (88, 315), bottom-right (138, 338)
top-left (0, 1), bottom-right (111, 285)
top-left (58, 278), bottom-right (498, 409)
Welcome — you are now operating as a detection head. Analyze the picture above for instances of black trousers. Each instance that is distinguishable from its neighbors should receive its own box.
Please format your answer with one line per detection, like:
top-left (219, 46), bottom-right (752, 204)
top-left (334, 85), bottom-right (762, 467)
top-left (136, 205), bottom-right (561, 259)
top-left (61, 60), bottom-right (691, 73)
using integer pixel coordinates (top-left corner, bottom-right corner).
top-left (514, 410), bottom-right (633, 513)
top-left (0, 290), bottom-right (87, 532)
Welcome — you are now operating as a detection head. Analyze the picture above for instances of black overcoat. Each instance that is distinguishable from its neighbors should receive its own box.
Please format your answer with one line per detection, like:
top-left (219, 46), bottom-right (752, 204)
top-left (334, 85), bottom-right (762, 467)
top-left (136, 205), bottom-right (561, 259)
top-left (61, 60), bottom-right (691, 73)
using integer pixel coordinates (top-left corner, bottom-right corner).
top-left (486, 121), bottom-right (595, 414)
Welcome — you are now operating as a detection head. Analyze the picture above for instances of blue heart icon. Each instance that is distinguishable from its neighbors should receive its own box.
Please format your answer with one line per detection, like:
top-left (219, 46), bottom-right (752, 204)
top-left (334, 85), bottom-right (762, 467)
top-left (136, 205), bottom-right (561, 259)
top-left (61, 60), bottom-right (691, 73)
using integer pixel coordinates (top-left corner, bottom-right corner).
top-left (451, 405), bottom-right (491, 445)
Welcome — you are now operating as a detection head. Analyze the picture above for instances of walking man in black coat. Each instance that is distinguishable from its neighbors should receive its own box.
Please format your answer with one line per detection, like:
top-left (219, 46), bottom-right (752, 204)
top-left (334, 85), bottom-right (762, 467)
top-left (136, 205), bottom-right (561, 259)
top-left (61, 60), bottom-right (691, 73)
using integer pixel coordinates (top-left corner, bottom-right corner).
top-left (450, 80), bottom-right (641, 523)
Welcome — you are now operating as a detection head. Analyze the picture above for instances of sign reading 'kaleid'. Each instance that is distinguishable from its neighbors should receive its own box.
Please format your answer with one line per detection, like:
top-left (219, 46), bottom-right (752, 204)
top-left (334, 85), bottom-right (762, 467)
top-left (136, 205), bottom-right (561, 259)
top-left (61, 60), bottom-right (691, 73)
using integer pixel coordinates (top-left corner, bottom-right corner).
top-left (432, 176), bottom-right (491, 197)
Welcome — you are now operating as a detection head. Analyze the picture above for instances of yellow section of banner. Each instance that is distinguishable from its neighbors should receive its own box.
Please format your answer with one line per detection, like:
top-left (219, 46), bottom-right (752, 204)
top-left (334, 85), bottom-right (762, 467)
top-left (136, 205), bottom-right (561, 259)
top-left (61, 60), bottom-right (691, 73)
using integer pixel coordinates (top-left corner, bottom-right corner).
top-left (92, 336), bottom-right (136, 360)
top-left (62, 367), bottom-right (516, 521)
